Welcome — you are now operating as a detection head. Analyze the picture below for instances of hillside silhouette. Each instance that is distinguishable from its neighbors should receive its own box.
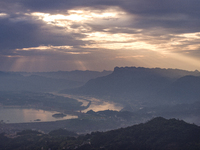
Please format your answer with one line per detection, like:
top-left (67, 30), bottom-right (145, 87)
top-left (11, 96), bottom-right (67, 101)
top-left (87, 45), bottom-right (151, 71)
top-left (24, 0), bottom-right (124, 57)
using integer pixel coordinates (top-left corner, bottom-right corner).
top-left (63, 67), bottom-right (200, 107)
top-left (1, 117), bottom-right (200, 150)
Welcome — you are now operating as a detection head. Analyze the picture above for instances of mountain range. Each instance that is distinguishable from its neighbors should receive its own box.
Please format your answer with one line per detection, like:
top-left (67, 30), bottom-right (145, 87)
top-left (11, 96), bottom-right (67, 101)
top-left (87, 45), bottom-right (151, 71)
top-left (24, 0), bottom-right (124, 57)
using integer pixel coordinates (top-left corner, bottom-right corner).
top-left (0, 70), bottom-right (112, 92)
top-left (1, 66), bottom-right (200, 112)
top-left (63, 66), bottom-right (200, 108)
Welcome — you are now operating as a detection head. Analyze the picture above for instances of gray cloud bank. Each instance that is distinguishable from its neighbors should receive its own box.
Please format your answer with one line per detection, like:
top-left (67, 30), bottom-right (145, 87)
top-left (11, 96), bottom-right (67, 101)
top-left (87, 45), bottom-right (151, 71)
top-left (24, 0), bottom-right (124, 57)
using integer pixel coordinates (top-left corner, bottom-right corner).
top-left (0, 0), bottom-right (200, 71)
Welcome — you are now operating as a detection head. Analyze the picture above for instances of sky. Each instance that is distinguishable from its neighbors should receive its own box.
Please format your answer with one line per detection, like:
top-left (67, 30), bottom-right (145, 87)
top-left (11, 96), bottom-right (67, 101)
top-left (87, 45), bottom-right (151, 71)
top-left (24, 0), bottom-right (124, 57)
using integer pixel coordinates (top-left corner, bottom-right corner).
top-left (0, 0), bottom-right (200, 72)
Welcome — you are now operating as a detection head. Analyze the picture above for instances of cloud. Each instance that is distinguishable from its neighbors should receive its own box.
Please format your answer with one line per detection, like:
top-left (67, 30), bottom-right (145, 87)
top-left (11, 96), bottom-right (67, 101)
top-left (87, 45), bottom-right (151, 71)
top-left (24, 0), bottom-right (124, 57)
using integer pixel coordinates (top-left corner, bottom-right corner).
top-left (0, 13), bottom-right (85, 54)
top-left (0, 0), bottom-right (200, 71)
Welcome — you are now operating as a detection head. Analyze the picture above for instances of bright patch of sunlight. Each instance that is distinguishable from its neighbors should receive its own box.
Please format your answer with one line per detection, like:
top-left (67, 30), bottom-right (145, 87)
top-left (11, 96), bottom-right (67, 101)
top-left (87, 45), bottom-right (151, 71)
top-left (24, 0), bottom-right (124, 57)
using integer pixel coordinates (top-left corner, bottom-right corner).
top-left (81, 31), bottom-right (200, 55)
top-left (115, 55), bottom-right (144, 59)
top-left (0, 13), bottom-right (8, 18)
top-left (16, 45), bottom-right (90, 55)
top-left (75, 60), bottom-right (88, 70)
top-left (167, 52), bottom-right (200, 69)
top-left (23, 7), bottom-right (200, 71)
top-left (66, 52), bottom-right (90, 55)
top-left (81, 32), bottom-right (159, 51)
top-left (179, 32), bottom-right (200, 39)
top-left (82, 42), bottom-right (158, 51)
top-left (31, 12), bottom-right (87, 22)
top-left (83, 32), bottom-right (137, 42)
top-left (156, 32), bottom-right (200, 54)
top-left (30, 7), bottom-right (126, 29)
top-left (16, 45), bottom-right (72, 51)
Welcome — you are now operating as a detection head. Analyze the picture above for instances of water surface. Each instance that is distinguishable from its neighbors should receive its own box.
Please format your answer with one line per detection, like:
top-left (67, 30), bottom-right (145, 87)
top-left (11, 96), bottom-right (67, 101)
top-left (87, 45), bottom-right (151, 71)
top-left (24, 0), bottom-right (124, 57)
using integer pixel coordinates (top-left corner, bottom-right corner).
top-left (55, 93), bottom-right (123, 112)
top-left (0, 107), bottom-right (77, 123)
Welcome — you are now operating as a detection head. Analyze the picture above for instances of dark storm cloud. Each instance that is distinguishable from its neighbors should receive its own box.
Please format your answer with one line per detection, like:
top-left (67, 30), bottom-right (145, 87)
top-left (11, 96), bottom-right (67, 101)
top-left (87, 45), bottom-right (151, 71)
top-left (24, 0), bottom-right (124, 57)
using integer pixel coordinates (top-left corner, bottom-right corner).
top-left (0, 14), bottom-right (85, 55)
top-left (36, 0), bottom-right (199, 33)
top-left (0, 0), bottom-right (199, 49)
top-left (117, 0), bottom-right (200, 33)
top-left (3, 0), bottom-right (199, 15)
top-left (1, 0), bottom-right (200, 32)
top-left (18, 0), bottom-right (118, 12)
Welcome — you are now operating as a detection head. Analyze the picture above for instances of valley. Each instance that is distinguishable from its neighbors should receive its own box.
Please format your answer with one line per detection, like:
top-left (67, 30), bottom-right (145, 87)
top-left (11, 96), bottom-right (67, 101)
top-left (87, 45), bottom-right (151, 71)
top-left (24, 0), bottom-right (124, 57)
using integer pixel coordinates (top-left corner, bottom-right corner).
top-left (0, 67), bottom-right (200, 140)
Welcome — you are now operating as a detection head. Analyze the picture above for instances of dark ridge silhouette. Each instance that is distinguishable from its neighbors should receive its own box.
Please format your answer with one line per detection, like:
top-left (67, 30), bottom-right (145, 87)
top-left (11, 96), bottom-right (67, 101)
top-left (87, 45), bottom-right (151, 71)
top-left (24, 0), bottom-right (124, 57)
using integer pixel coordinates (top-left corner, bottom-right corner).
top-left (87, 117), bottom-right (200, 150)
top-left (48, 128), bottom-right (78, 137)
top-left (1, 117), bottom-right (200, 150)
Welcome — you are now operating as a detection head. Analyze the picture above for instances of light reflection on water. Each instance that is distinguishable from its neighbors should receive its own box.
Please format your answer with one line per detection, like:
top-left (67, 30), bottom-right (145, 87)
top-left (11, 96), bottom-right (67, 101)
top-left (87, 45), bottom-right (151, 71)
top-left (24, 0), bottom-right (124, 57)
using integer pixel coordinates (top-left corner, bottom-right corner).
top-left (0, 108), bottom-right (77, 123)
top-left (56, 93), bottom-right (123, 113)
top-left (82, 97), bottom-right (123, 113)
top-left (0, 94), bottom-right (123, 123)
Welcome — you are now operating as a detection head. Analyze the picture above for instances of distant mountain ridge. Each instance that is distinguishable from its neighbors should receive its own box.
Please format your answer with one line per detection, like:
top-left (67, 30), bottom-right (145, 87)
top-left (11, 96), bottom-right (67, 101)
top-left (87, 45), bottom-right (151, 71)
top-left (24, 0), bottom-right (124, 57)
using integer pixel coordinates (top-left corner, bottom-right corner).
top-left (0, 70), bottom-right (112, 92)
top-left (153, 75), bottom-right (200, 105)
top-left (68, 67), bottom-right (171, 98)
top-left (21, 70), bottom-right (112, 82)
top-left (63, 66), bottom-right (200, 107)
top-left (113, 66), bottom-right (200, 78)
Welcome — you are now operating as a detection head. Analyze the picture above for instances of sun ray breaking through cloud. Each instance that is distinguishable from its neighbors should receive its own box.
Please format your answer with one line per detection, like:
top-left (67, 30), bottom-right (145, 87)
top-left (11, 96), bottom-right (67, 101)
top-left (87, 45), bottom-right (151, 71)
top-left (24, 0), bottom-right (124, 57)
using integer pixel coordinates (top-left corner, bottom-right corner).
top-left (1, 1), bottom-right (200, 71)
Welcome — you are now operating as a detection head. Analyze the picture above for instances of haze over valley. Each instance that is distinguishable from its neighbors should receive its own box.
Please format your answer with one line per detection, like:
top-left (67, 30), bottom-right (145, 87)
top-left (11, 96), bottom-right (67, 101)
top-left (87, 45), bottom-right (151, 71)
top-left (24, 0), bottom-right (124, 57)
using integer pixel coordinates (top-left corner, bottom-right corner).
top-left (1, 0), bottom-right (200, 149)
top-left (0, 66), bottom-right (200, 132)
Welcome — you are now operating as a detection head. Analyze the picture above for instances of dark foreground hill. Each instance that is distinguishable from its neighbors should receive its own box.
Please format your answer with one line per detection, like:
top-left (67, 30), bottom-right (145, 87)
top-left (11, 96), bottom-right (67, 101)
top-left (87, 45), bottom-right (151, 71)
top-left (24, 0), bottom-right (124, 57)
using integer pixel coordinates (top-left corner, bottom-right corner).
top-left (0, 117), bottom-right (200, 150)
top-left (87, 117), bottom-right (200, 150)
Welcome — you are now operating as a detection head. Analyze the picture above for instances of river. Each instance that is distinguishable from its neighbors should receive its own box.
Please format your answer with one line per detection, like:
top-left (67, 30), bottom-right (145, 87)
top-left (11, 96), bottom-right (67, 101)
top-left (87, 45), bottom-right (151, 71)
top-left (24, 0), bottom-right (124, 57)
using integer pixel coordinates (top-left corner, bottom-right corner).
top-left (0, 107), bottom-right (77, 123)
top-left (0, 93), bottom-right (123, 124)
top-left (54, 93), bottom-right (123, 113)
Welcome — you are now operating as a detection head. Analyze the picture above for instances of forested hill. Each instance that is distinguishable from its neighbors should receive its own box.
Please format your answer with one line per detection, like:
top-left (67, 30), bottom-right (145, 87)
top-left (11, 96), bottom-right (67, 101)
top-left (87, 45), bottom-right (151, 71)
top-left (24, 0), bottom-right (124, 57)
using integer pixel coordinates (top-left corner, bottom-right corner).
top-left (87, 117), bottom-right (200, 150)
top-left (1, 117), bottom-right (200, 150)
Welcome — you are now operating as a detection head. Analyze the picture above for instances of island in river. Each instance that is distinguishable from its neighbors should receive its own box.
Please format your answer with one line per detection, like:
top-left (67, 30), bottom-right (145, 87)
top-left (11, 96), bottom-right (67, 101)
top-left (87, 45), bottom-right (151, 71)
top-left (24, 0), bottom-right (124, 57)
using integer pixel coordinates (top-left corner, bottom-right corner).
top-left (52, 113), bottom-right (66, 118)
